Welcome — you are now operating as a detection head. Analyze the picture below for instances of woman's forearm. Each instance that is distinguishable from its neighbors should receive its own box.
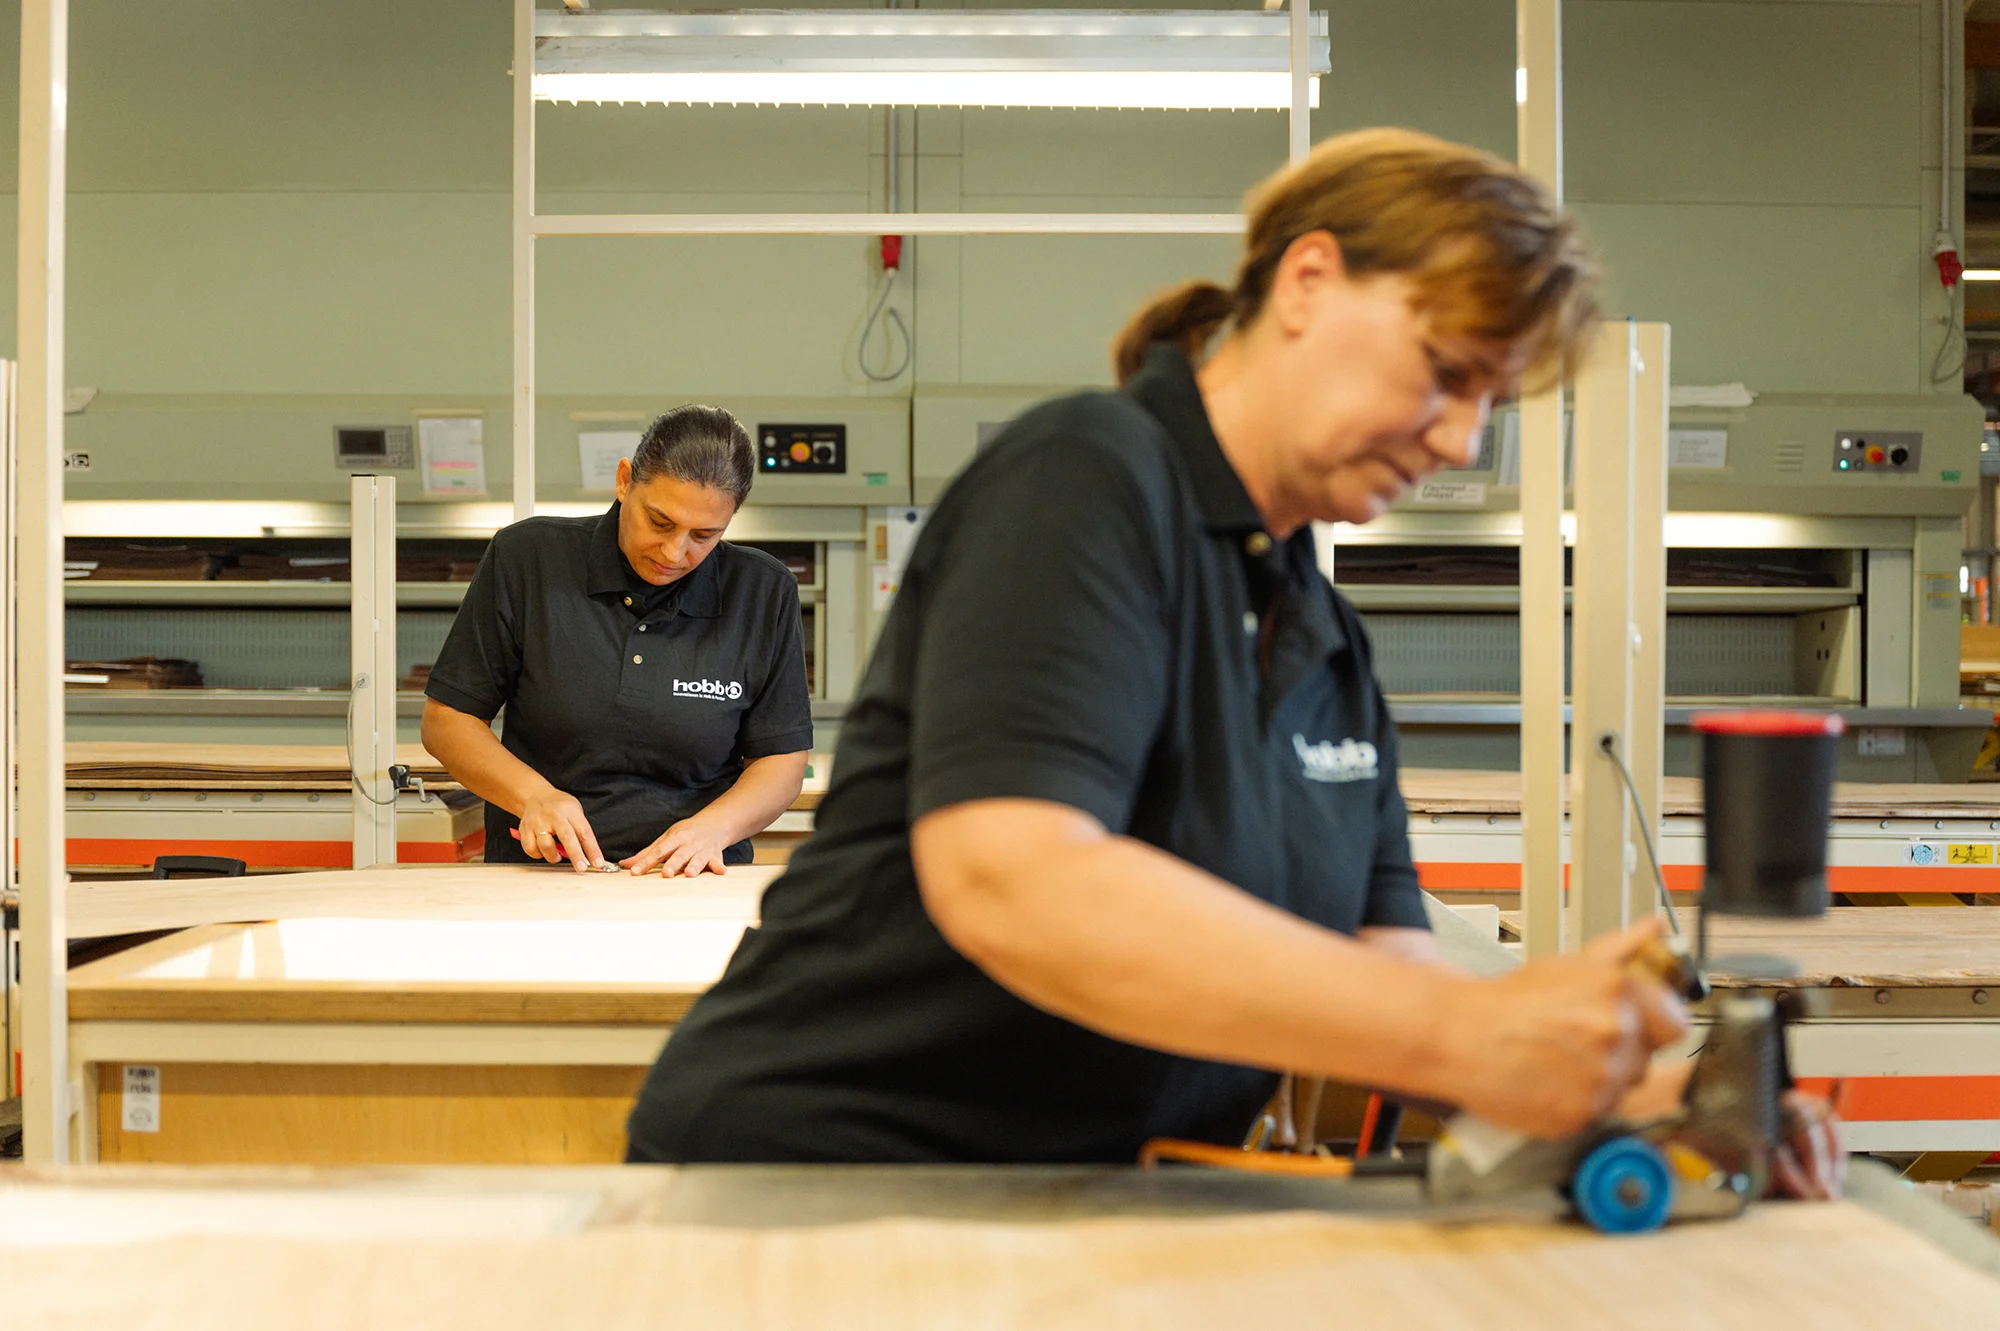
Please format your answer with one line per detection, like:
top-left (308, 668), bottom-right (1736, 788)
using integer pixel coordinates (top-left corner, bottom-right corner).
top-left (915, 800), bottom-right (1462, 1101)
top-left (419, 699), bottom-right (555, 816)
top-left (912, 798), bottom-right (1685, 1136)
top-left (687, 751), bottom-right (809, 844)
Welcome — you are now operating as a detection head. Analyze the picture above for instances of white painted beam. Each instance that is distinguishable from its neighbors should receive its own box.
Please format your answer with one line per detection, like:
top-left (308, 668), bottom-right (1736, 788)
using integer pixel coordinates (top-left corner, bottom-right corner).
top-left (17, 0), bottom-right (66, 1163)
top-left (1516, 0), bottom-right (1565, 958)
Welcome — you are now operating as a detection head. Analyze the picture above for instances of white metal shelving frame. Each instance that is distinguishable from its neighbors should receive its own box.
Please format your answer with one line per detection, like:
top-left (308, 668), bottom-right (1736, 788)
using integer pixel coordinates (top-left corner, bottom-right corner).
top-left (508, 0), bottom-right (1320, 522)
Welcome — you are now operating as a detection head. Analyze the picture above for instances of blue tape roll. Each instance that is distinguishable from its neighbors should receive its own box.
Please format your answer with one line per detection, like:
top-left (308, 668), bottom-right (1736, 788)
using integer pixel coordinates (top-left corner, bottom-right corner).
top-left (1571, 1136), bottom-right (1675, 1234)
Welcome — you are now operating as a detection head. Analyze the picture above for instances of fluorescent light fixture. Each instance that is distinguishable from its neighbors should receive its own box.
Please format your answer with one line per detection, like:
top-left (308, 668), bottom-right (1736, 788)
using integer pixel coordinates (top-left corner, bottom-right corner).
top-left (534, 9), bottom-right (1329, 110)
top-left (1964, 268), bottom-right (2000, 282)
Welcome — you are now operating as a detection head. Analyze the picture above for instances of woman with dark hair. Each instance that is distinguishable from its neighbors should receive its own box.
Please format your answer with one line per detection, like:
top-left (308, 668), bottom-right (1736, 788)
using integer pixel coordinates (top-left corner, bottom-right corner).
top-left (422, 404), bottom-right (812, 876)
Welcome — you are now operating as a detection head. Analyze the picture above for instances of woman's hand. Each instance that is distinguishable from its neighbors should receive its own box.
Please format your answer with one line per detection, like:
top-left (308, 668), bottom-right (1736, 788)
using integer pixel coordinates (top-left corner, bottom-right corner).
top-left (624, 817), bottom-right (732, 877)
top-left (1436, 919), bottom-right (1690, 1139)
top-left (1771, 1090), bottom-right (1845, 1200)
top-left (517, 787), bottom-right (605, 871)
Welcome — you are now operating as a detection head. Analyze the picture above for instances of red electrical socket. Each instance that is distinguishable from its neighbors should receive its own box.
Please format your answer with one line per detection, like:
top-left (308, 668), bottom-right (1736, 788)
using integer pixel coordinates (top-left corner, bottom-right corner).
top-left (880, 234), bottom-right (903, 272)
top-left (1937, 247), bottom-right (1964, 289)
top-left (1935, 232), bottom-right (1963, 288)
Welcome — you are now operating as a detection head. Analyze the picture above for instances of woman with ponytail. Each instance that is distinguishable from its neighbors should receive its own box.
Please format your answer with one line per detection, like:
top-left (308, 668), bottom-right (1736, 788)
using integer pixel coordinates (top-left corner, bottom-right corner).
top-left (628, 130), bottom-right (1691, 1167)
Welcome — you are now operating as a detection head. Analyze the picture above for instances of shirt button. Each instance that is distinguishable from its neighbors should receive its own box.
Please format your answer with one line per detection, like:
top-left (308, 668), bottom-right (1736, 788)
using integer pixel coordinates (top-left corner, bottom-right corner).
top-left (638, 625), bottom-right (648, 633)
top-left (632, 654), bottom-right (643, 665)
top-left (1245, 533), bottom-right (1273, 557)
top-left (1243, 611), bottom-right (1258, 635)
top-left (623, 596), bottom-right (633, 607)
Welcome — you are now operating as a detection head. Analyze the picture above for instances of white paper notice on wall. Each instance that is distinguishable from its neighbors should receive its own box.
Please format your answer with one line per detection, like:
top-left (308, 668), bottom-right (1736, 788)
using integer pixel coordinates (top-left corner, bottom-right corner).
top-left (1668, 428), bottom-right (1729, 470)
top-left (417, 417), bottom-right (487, 496)
top-left (1412, 479), bottom-right (1486, 506)
top-left (872, 562), bottom-right (898, 611)
top-left (579, 431), bottom-right (641, 493)
top-left (122, 1064), bottom-right (161, 1133)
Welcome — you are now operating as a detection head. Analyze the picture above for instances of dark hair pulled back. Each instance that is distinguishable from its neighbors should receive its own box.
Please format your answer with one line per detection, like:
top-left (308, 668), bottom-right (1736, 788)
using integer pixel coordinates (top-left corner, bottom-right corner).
top-left (630, 404), bottom-right (755, 507)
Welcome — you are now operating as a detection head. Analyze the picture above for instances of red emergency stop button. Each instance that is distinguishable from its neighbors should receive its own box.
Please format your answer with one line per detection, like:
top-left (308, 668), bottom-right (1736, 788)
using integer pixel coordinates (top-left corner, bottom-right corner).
top-left (1866, 446), bottom-right (1886, 465)
top-left (789, 442), bottom-right (812, 463)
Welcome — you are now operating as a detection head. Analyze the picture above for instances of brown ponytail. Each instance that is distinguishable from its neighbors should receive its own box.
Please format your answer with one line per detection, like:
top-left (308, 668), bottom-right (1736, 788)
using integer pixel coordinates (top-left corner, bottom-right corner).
top-left (1110, 128), bottom-right (1600, 390)
top-left (1112, 280), bottom-right (1237, 387)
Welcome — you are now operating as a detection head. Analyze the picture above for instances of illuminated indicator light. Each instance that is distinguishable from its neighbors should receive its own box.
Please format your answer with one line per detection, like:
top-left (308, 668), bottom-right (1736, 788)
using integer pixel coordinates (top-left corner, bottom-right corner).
top-left (1838, 460), bottom-right (1850, 470)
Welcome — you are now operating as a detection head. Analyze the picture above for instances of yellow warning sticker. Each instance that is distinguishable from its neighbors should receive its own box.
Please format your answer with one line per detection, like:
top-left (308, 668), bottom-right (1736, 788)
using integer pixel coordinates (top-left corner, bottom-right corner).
top-left (1947, 843), bottom-right (1994, 865)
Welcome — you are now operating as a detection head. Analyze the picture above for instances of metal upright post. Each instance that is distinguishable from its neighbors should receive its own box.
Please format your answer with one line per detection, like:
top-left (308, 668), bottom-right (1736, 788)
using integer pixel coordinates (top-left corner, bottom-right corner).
top-left (1288, 0), bottom-right (1311, 164)
top-left (1627, 324), bottom-right (1670, 922)
top-left (513, 0), bottom-right (536, 523)
top-left (17, 0), bottom-right (67, 1163)
top-left (1569, 321), bottom-right (1639, 947)
top-left (1516, 0), bottom-right (1565, 958)
top-left (350, 475), bottom-right (398, 869)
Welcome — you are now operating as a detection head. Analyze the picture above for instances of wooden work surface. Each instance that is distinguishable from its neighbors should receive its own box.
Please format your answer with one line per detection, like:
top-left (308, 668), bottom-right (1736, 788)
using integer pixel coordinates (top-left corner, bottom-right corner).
top-left (1398, 766), bottom-right (2000, 820)
top-left (60, 741), bottom-right (830, 809)
top-left (3, 1163), bottom-right (1996, 1329)
top-left (66, 865), bottom-right (776, 1024)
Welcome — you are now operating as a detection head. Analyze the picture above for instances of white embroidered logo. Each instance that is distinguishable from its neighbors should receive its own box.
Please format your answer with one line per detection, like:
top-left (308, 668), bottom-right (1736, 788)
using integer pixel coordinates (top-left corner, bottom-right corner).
top-left (1294, 734), bottom-right (1378, 784)
top-left (673, 678), bottom-right (744, 702)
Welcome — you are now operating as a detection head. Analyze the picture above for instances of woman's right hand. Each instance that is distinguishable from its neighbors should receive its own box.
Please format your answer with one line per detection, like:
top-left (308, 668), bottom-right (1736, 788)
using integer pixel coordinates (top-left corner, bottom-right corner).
top-left (516, 787), bottom-right (605, 872)
top-left (1436, 918), bottom-right (1691, 1139)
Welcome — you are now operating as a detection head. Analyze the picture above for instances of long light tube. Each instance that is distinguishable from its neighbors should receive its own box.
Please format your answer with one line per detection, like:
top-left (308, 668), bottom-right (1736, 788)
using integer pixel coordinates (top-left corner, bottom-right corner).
top-left (534, 9), bottom-right (1330, 111)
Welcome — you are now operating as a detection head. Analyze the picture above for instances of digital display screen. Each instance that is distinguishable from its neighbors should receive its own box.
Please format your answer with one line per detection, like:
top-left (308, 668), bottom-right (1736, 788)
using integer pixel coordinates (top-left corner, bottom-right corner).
top-left (337, 428), bottom-right (389, 457)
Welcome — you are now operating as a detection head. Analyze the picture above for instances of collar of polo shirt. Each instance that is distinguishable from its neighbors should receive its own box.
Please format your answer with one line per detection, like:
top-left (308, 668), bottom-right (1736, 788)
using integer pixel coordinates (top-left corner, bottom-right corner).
top-left (585, 502), bottom-right (724, 618)
top-left (1129, 344), bottom-right (1349, 664)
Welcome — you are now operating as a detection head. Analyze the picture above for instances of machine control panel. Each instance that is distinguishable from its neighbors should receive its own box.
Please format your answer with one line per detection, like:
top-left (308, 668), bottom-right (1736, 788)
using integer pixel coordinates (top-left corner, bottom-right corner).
top-left (1833, 429), bottom-right (1921, 474)
top-left (334, 425), bottom-right (413, 472)
top-left (759, 423), bottom-right (847, 475)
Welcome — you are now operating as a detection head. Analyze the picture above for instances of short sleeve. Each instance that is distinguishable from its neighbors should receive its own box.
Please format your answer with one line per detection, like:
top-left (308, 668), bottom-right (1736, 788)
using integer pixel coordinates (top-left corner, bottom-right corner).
top-left (907, 428), bottom-right (1176, 831)
top-left (738, 576), bottom-right (814, 760)
top-left (424, 535), bottom-right (523, 722)
top-left (1362, 691), bottom-right (1430, 930)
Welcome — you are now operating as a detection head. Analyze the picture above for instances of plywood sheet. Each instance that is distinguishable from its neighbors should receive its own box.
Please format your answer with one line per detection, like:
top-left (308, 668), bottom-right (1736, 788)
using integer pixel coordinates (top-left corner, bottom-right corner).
top-left (1398, 767), bottom-right (2000, 820)
top-left (64, 742), bottom-right (832, 807)
top-left (66, 861), bottom-right (781, 938)
top-left (63, 741), bottom-right (451, 790)
top-left (1698, 907), bottom-right (2000, 989)
top-left (1497, 907), bottom-right (2000, 989)
top-left (4, 1200), bottom-right (1995, 1330)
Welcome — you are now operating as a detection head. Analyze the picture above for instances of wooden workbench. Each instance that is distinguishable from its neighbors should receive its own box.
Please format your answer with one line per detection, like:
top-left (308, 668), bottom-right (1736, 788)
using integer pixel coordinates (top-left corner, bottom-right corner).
top-left (63, 865), bottom-right (774, 1165)
top-left (2, 1162), bottom-right (1996, 1329)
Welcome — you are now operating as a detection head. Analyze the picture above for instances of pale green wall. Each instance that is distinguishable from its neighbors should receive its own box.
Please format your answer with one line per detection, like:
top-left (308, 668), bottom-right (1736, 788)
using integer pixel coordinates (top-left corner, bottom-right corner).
top-left (0, 0), bottom-right (1956, 500)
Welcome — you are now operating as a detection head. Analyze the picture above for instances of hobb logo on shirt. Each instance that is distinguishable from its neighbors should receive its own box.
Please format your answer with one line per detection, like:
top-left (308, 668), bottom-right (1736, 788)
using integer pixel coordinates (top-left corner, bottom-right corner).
top-left (1293, 734), bottom-right (1378, 784)
top-left (673, 678), bottom-right (744, 702)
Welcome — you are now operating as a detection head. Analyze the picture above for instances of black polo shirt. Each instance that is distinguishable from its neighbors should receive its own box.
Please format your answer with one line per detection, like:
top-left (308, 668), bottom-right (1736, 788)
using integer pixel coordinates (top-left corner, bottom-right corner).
top-left (626, 344), bottom-right (1426, 1163)
top-left (424, 505), bottom-right (813, 865)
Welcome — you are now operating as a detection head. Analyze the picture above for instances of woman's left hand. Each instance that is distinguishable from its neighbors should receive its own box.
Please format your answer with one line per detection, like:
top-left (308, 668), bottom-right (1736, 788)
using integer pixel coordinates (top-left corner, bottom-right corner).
top-left (623, 818), bottom-right (732, 877)
top-left (1770, 1090), bottom-right (1845, 1200)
